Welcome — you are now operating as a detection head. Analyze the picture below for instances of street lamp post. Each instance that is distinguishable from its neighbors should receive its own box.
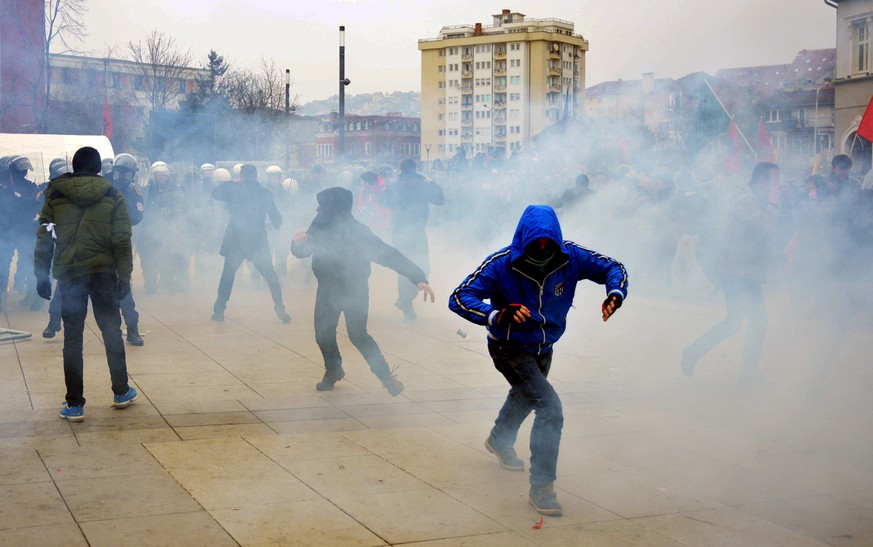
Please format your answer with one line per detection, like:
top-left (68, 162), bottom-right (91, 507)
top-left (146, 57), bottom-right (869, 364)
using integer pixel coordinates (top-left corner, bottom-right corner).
top-left (338, 26), bottom-right (351, 164)
top-left (425, 144), bottom-right (431, 173)
top-left (814, 78), bottom-right (832, 161)
top-left (285, 69), bottom-right (290, 169)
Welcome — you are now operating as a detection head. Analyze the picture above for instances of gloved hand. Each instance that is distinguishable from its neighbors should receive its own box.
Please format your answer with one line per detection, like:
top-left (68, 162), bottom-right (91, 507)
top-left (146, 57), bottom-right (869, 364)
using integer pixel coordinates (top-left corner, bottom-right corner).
top-left (601, 294), bottom-right (623, 321)
top-left (37, 278), bottom-right (52, 300)
top-left (495, 303), bottom-right (529, 327)
top-left (116, 280), bottom-right (131, 301)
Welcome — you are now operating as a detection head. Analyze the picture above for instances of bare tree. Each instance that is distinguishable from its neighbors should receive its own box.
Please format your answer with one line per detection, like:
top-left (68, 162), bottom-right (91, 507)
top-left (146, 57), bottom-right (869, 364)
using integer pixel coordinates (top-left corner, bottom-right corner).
top-left (223, 58), bottom-right (293, 113)
top-left (127, 30), bottom-right (194, 111)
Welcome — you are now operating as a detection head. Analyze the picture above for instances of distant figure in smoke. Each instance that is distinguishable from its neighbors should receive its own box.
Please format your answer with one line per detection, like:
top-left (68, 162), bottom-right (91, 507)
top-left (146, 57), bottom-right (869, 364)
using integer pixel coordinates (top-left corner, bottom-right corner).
top-left (356, 171), bottom-right (391, 236)
top-left (552, 173), bottom-right (593, 212)
top-left (34, 146), bottom-right (138, 422)
top-left (139, 161), bottom-right (191, 293)
top-left (448, 205), bottom-right (628, 517)
top-left (211, 164), bottom-right (291, 323)
top-left (384, 158), bottom-right (444, 320)
top-left (681, 162), bottom-right (784, 385)
top-left (290, 186), bottom-right (435, 396)
top-left (2, 156), bottom-right (42, 310)
top-left (806, 155), bottom-right (873, 394)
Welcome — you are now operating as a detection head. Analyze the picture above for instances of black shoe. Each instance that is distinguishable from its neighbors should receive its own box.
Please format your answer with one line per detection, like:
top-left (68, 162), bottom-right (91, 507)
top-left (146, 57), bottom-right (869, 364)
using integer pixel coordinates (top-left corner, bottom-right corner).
top-left (316, 368), bottom-right (345, 391)
top-left (275, 307), bottom-right (291, 324)
top-left (42, 320), bottom-right (61, 339)
top-left (379, 374), bottom-right (405, 396)
top-left (484, 438), bottom-right (524, 471)
top-left (529, 482), bottom-right (563, 517)
top-left (126, 325), bottom-right (144, 346)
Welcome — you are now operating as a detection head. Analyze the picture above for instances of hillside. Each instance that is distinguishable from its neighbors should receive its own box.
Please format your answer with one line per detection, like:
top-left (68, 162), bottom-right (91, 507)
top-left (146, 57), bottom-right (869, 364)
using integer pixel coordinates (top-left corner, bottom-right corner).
top-left (298, 91), bottom-right (421, 117)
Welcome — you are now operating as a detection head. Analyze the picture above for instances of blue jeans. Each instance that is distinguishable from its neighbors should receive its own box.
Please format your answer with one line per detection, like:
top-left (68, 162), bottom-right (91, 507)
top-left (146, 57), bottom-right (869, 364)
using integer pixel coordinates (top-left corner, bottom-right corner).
top-left (488, 344), bottom-right (563, 485)
top-left (59, 273), bottom-right (130, 406)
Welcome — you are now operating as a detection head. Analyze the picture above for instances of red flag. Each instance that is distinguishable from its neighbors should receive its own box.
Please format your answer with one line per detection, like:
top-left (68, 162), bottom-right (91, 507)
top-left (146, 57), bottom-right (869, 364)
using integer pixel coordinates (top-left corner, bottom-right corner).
top-left (102, 96), bottom-right (114, 138)
top-left (725, 118), bottom-right (741, 173)
top-left (755, 117), bottom-right (775, 163)
top-left (857, 94), bottom-right (873, 142)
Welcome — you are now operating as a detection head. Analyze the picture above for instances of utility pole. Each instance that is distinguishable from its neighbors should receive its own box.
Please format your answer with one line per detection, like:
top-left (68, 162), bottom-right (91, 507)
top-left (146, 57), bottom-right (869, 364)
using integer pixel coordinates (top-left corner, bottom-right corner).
top-left (285, 69), bottom-right (290, 169)
top-left (339, 26), bottom-right (351, 164)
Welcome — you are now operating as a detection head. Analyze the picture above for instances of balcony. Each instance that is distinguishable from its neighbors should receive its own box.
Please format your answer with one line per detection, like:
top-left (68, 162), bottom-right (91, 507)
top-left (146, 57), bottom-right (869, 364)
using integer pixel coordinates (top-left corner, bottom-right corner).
top-left (494, 49), bottom-right (507, 59)
top-left (549, 67), bottom-right (562, 76)
top-left (461, 133), bottom-right (472, 141)
top-left (549, 51), bottom-right (561, 59)
top-left (494, 117), bottom-right (507, 124)
top-left (461, 118), bottom-right (473, 126)
top-left (461, 102), bottom-right (473, 110)
top-left (494, 85), bottom-right (506, 91)
top-left (461, 54), bottom-right (473, 62)
top-left (493, 102), bottom-right (507, 110)
top-left (494, 68), bottom-right (507, 76)
top-left (461, 86), bottom-right (473, 94)
top-left (461, 70), bottom-right (473, 78)
top-left (548, 84), bottom-right (562, 93)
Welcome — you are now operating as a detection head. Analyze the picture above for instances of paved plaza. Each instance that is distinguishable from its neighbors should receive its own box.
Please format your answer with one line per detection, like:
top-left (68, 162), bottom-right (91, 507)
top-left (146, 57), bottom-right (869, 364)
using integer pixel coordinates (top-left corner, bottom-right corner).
top-left (1, 240), bottom-right (872, 546)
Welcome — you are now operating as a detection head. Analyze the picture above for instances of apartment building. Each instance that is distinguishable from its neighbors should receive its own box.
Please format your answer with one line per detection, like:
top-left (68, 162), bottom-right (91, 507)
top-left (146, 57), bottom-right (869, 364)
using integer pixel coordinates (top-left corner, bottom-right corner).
top-left (827, 0), bottom-right (873, 171)
top-left (419, 9), bottom-right (588, 161)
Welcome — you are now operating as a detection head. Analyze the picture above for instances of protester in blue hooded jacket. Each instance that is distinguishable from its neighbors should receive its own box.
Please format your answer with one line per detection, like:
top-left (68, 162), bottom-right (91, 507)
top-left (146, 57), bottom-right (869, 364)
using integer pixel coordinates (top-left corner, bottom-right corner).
top-left (449, 204), bottom-right (628, 518)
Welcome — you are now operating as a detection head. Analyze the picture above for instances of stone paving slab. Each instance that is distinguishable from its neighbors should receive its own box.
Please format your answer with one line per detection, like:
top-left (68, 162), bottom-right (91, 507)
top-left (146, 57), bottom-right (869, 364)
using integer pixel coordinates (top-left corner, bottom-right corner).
top-left (1, 254), bottom-right (872, 545)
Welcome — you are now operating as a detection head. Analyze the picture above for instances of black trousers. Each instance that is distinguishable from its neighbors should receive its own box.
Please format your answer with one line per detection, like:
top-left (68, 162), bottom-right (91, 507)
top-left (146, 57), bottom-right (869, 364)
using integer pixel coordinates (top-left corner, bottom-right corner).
top-left (314, 282), bottom-right (391, 379)
top-left (59, 272), bottom-right (130, 406)
top-left (214, 250), bottom-right (284, 312)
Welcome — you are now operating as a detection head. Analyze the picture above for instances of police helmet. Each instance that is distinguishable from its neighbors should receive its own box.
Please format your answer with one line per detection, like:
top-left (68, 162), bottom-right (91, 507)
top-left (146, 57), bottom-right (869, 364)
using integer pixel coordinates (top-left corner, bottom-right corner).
top-left (212, 168), bottom-right (232, 184)
top-left (151, 161), bottom-right (170, 176)
top-left (6, 156), bottom-right (33, 175)
top-left (49, 159), bottom-right (69, 180)
top-left (266, 165), bottom-right (282, 176)
top-left (281, 178), bottom-right (298, 192)
top-left (114, 153), bottom-right (138, 172)
top-left (200, 163), bottom-right (215, 173)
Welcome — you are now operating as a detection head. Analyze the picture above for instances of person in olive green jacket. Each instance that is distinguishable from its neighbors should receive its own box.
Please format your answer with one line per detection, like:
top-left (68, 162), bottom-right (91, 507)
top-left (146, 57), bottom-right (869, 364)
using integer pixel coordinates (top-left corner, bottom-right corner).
top-left (33, 146), bottom-right (138, 422)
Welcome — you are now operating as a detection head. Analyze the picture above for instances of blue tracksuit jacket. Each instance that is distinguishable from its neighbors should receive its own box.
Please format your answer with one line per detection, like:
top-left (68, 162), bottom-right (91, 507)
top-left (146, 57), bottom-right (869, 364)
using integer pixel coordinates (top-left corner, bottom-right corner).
top-left (448, 205), bottom-right (628, 355)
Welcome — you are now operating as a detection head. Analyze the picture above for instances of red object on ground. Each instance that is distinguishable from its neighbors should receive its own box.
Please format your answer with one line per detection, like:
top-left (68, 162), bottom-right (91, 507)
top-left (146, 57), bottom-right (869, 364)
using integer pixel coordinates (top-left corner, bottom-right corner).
top-left (533, 517), bottom-right (544, 529)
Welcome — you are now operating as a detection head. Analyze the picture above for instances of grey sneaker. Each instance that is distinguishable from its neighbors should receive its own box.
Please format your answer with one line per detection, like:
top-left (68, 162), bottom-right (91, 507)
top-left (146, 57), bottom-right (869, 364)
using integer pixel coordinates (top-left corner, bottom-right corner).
top-left (380, 375), bottom-right (405, 396)
top-left (529, 482), bottom-right (563, 517)
top-left (316, 368), bottom-right (345, 391)
top-left (484, 438), bottom-right (524, 471)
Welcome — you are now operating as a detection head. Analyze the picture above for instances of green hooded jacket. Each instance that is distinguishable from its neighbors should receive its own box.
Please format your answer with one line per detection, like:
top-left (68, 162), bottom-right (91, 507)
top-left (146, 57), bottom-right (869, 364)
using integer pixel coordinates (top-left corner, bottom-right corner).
top-left (34, 174), bottom-right (133, 284)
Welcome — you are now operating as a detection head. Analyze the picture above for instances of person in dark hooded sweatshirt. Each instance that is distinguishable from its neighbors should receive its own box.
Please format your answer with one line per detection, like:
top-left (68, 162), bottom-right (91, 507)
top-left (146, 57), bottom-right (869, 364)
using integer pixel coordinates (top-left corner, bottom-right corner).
top-left (34, 146), bottom-right (138, 422)
top-left (211, 163), bottom-right (291, 323)
top-left (449, 205), bottom-right (628, 517)
top-left (290, 186), bottom-right (435, 396)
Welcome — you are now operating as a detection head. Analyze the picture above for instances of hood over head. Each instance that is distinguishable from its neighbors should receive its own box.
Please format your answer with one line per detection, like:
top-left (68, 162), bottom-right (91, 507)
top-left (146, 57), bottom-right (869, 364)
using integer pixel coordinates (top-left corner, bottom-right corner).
top-left (49, 173), bottom-right (114, 208)
top-left (311, 186), bottom-right (353, 228)
top-left (509, 205), bottom-right (566, 262)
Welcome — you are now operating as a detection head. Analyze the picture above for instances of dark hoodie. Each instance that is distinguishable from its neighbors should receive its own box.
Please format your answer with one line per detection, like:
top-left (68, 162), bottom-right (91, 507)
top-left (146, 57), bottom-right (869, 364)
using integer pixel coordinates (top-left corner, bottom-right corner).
top-left (290, 186), bottom-right (426, 291)
top-left (449, 205), bottom-right (628, 355)
top-left (34, 171), bottom-right (133, 284)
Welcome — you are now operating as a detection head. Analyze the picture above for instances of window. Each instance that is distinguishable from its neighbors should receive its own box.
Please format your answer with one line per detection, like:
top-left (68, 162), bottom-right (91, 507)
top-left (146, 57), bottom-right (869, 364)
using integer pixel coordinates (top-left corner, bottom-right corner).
top-left (317, 144), bottom-right (334, 157)
top-left (854, 20), bottom-right (870, 73)
top-left (510, 76), bottom-right (521, 85)
top-left (767, 109), bottom-right (781, 123)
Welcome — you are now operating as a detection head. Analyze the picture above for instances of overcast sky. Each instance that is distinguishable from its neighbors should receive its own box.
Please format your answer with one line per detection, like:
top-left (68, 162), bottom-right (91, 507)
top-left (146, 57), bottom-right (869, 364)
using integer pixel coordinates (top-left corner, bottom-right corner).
top-left (78, 0), bottom-right (836, 104)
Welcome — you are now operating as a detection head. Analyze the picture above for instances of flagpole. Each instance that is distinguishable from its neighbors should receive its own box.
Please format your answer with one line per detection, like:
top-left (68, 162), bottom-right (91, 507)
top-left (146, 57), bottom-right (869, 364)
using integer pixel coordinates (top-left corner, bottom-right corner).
top-left (704, 77), bottom-right (753, 153)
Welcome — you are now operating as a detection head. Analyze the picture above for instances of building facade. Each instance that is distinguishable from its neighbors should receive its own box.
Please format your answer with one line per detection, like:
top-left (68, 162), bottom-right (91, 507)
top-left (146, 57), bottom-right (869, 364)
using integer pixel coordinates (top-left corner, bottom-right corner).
top-left (313, 112), bottom-right (421, 167)
top-left (419, 9), bottom-right (588, 161)
top-left (0, 0), bottom-right (45, 133)
top-left (828, 0), bottom-right (873, 172)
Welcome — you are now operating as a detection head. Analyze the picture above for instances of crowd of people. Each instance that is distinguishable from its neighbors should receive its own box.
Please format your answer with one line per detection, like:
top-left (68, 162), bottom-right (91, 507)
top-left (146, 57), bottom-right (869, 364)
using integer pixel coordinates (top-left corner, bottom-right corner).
top-left (2, 143), bottom-right (872, 516)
